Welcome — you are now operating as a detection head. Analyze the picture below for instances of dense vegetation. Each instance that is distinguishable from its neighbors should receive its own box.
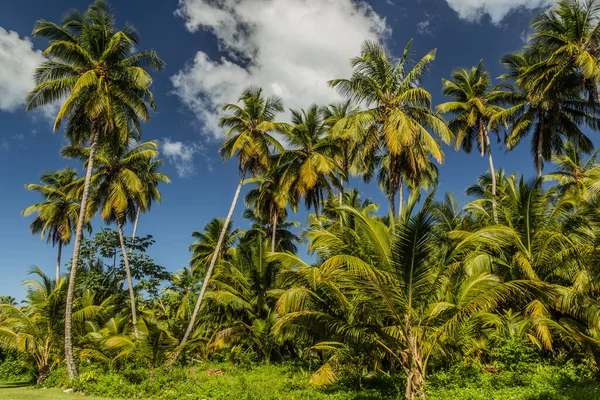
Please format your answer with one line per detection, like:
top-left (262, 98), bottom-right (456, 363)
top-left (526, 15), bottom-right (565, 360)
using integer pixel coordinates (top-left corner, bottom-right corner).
top-left (4, 0), bottom-right (600, 398)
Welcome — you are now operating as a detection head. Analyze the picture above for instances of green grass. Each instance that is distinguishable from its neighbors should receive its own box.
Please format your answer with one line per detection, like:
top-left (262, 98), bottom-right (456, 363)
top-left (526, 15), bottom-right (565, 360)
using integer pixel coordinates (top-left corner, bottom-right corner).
top-left (0, 383), bottom-right (118, 400)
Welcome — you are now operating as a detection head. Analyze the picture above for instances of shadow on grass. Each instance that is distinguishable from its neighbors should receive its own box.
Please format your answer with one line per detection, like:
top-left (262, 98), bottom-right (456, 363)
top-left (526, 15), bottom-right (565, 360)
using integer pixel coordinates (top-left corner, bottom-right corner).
top-left (0, 382), bottom-right (33, 389)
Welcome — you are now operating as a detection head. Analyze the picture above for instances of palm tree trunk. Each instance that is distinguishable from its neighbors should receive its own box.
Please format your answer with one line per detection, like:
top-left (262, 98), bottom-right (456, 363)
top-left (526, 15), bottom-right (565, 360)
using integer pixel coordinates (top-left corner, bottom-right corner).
top-left (169, 171), bottom-right (246, 366)
top-left (129, 205), bottom-right (141, 254)
top-left (404, 317), bottom-right (425, 400)
top-left (536, 114), bottom-right (544, 179)
top-left (64, 130), bottom-right (99, 380)
top-left (389, 193), bottom-right (396, 219)
top-left (56, 241), bottom-right (62, 281)
top-left (314, 195), bottom-right (322, 224)
top-left (398, 178), bottom-right (404, 217)
top-left (485, 135), bottom-right (498, 224)
top-left (117, 220), bottom-right (139, 339)
top-left (271, 212), bottom-right (278, 253)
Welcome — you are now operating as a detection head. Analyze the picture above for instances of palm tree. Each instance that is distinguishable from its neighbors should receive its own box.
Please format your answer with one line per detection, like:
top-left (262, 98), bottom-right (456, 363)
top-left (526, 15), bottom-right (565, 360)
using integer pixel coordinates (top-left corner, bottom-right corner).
top-left (26, 0), bottom-right (164, 378)
top-left (376, 143), bottom-right (439, 217)
top-left (23, 168), bottom-right (89, 280)
top-left (330, 40), bottom-right (452, 216)
top-left (279, 105), bottom-right (342, 223)
top-left (545, 140), bottom-right (600, 201)
top-left (245, 161), bottom-right (290, 252)
top-left (189, 218), bottom-right (241, 272)
top-left (530, 0), bottom-right (600, 99)
top-left (321, 100), bottom-right (362, 205)
top-left (438, 61), bottom-right (507, 222)
top-left (130, 158), bottom-right (170, 255)
top-left (64, 140), bottom-right (161, 338)
top-left (270, 198), bottom-right (525, 398)
top-left (0, 268), bottom-right (66, 383)
top-left (173, 87), bottom-right (285, 363)
top-left (203, 236), bottom-right (283, 363)
top-left (498, 49), bottom-right (600, 178)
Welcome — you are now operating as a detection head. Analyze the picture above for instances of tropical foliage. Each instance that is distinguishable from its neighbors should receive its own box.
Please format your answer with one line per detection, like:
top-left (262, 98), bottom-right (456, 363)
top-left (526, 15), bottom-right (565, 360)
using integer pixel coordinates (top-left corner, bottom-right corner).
top-left (6, 1), bottom-right (600, 399)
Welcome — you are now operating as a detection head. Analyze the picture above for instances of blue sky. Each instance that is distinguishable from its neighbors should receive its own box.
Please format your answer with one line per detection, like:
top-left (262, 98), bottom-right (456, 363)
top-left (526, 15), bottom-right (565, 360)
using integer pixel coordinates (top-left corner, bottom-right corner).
top-left (0, 0), bottom-right (572, 300)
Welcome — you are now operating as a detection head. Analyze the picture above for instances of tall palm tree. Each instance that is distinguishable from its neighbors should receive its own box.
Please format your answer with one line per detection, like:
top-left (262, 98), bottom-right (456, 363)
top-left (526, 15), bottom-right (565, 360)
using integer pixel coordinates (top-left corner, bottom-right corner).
top-left (330, 40), bottom-right (452, 216)
top-left (173, 87), bottom-right (285, 363)
top-left (376, 142), bottom-right (439, 217)
top-left (64, 140), bottom-right (161, 338)
top-left (321, 100), bottom-right (362, 205)
top-left (129, 158), bottom-right (170, 254)
top-left (530, 0), bottom-right (600, 98)
top-left (23, 168), bottom-right (89, 280)
top-left (26, 0), bottom-right (164, 378)
top-left (498, 50), bottom-right (600, 178)
top-left (242, 208), bottom-right (300, 254)
top-left (438, 61), bottom-right (507, 222)
top-left (245, 161), bottom-right (290, 252)
top-left (279, 105), bottom-right (342, 223)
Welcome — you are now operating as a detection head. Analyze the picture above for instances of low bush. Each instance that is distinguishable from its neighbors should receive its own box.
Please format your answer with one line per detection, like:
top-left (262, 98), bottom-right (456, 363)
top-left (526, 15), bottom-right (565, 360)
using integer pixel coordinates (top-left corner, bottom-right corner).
top-left (0, 348), bottom-right (34, 383)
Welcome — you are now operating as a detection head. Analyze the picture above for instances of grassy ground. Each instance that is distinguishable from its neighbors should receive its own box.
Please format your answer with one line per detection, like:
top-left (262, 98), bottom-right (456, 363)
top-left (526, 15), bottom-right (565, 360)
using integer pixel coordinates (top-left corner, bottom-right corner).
top-left (0, 383), bottom-right (117, 400)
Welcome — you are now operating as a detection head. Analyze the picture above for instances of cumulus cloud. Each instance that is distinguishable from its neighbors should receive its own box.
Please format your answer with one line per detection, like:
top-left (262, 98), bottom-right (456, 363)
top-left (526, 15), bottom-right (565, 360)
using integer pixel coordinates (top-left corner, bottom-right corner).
top-left (443, 0), bottom-right (557, 24)
top-left (0, 27), bottom-right (45, 112)
top-left (171, 0), bottom-right (389, 138)
top-left (161, 138), bottom-right (203, 178)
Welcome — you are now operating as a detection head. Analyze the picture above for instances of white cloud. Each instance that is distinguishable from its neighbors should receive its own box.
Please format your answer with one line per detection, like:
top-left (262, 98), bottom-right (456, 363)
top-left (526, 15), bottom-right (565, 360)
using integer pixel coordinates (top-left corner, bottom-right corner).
top-left (0, 27), bottom-right (44, 112)
top-left (161, 138), bottom-right (203, 177)
top-left (417, 20), bottom-right (432, 36)
top-left (443, 0), bottom-right (557, 24)
top-left (171, 0), bottom-right (389, 138)
top-left (520, 29), bottom-right (533, 44)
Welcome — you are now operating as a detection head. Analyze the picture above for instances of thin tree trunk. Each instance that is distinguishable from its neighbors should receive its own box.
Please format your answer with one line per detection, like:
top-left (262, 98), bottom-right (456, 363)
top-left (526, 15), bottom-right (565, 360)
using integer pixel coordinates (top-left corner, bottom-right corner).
top-left (56, 241), bottom-right (62, 281)
top-left (169, 171), bottom-right (246, 366)
top-left (398, 178), bottom-right (404, 217)
top-left (64, 130), bottom-right (99, 380)
top-left (338, 180), bottom-right (344, 227)
top-left (118, 220), bottom-right (139, 338)
top-left (390, 192), bottom-right (396, 219)
top-left (536, 113), bottom-right (544, 179)
top-left (485, 135), bottom-right (498, 224)
top-left (314, 195), bottom-right (322, 225)
top-left (129, 205), bottom-right (141, 254)
top-left (271, 212), bottom-right (278, 253)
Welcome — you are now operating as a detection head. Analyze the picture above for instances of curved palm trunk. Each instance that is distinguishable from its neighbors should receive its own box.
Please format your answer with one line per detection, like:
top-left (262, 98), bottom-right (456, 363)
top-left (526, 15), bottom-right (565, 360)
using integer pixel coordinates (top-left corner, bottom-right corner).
top-left (56, 241), bottom-right (62, 281)
top-left (117, 220), bottom-right (139, 339)
top-left (64, 131), bottom-right (99, 380)
top-left (169, 171), bottom-right (246, 365)
top-left (271, 211), bottom-right (278, 253)
top-left (485, 135), bottom-right (498, 224)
